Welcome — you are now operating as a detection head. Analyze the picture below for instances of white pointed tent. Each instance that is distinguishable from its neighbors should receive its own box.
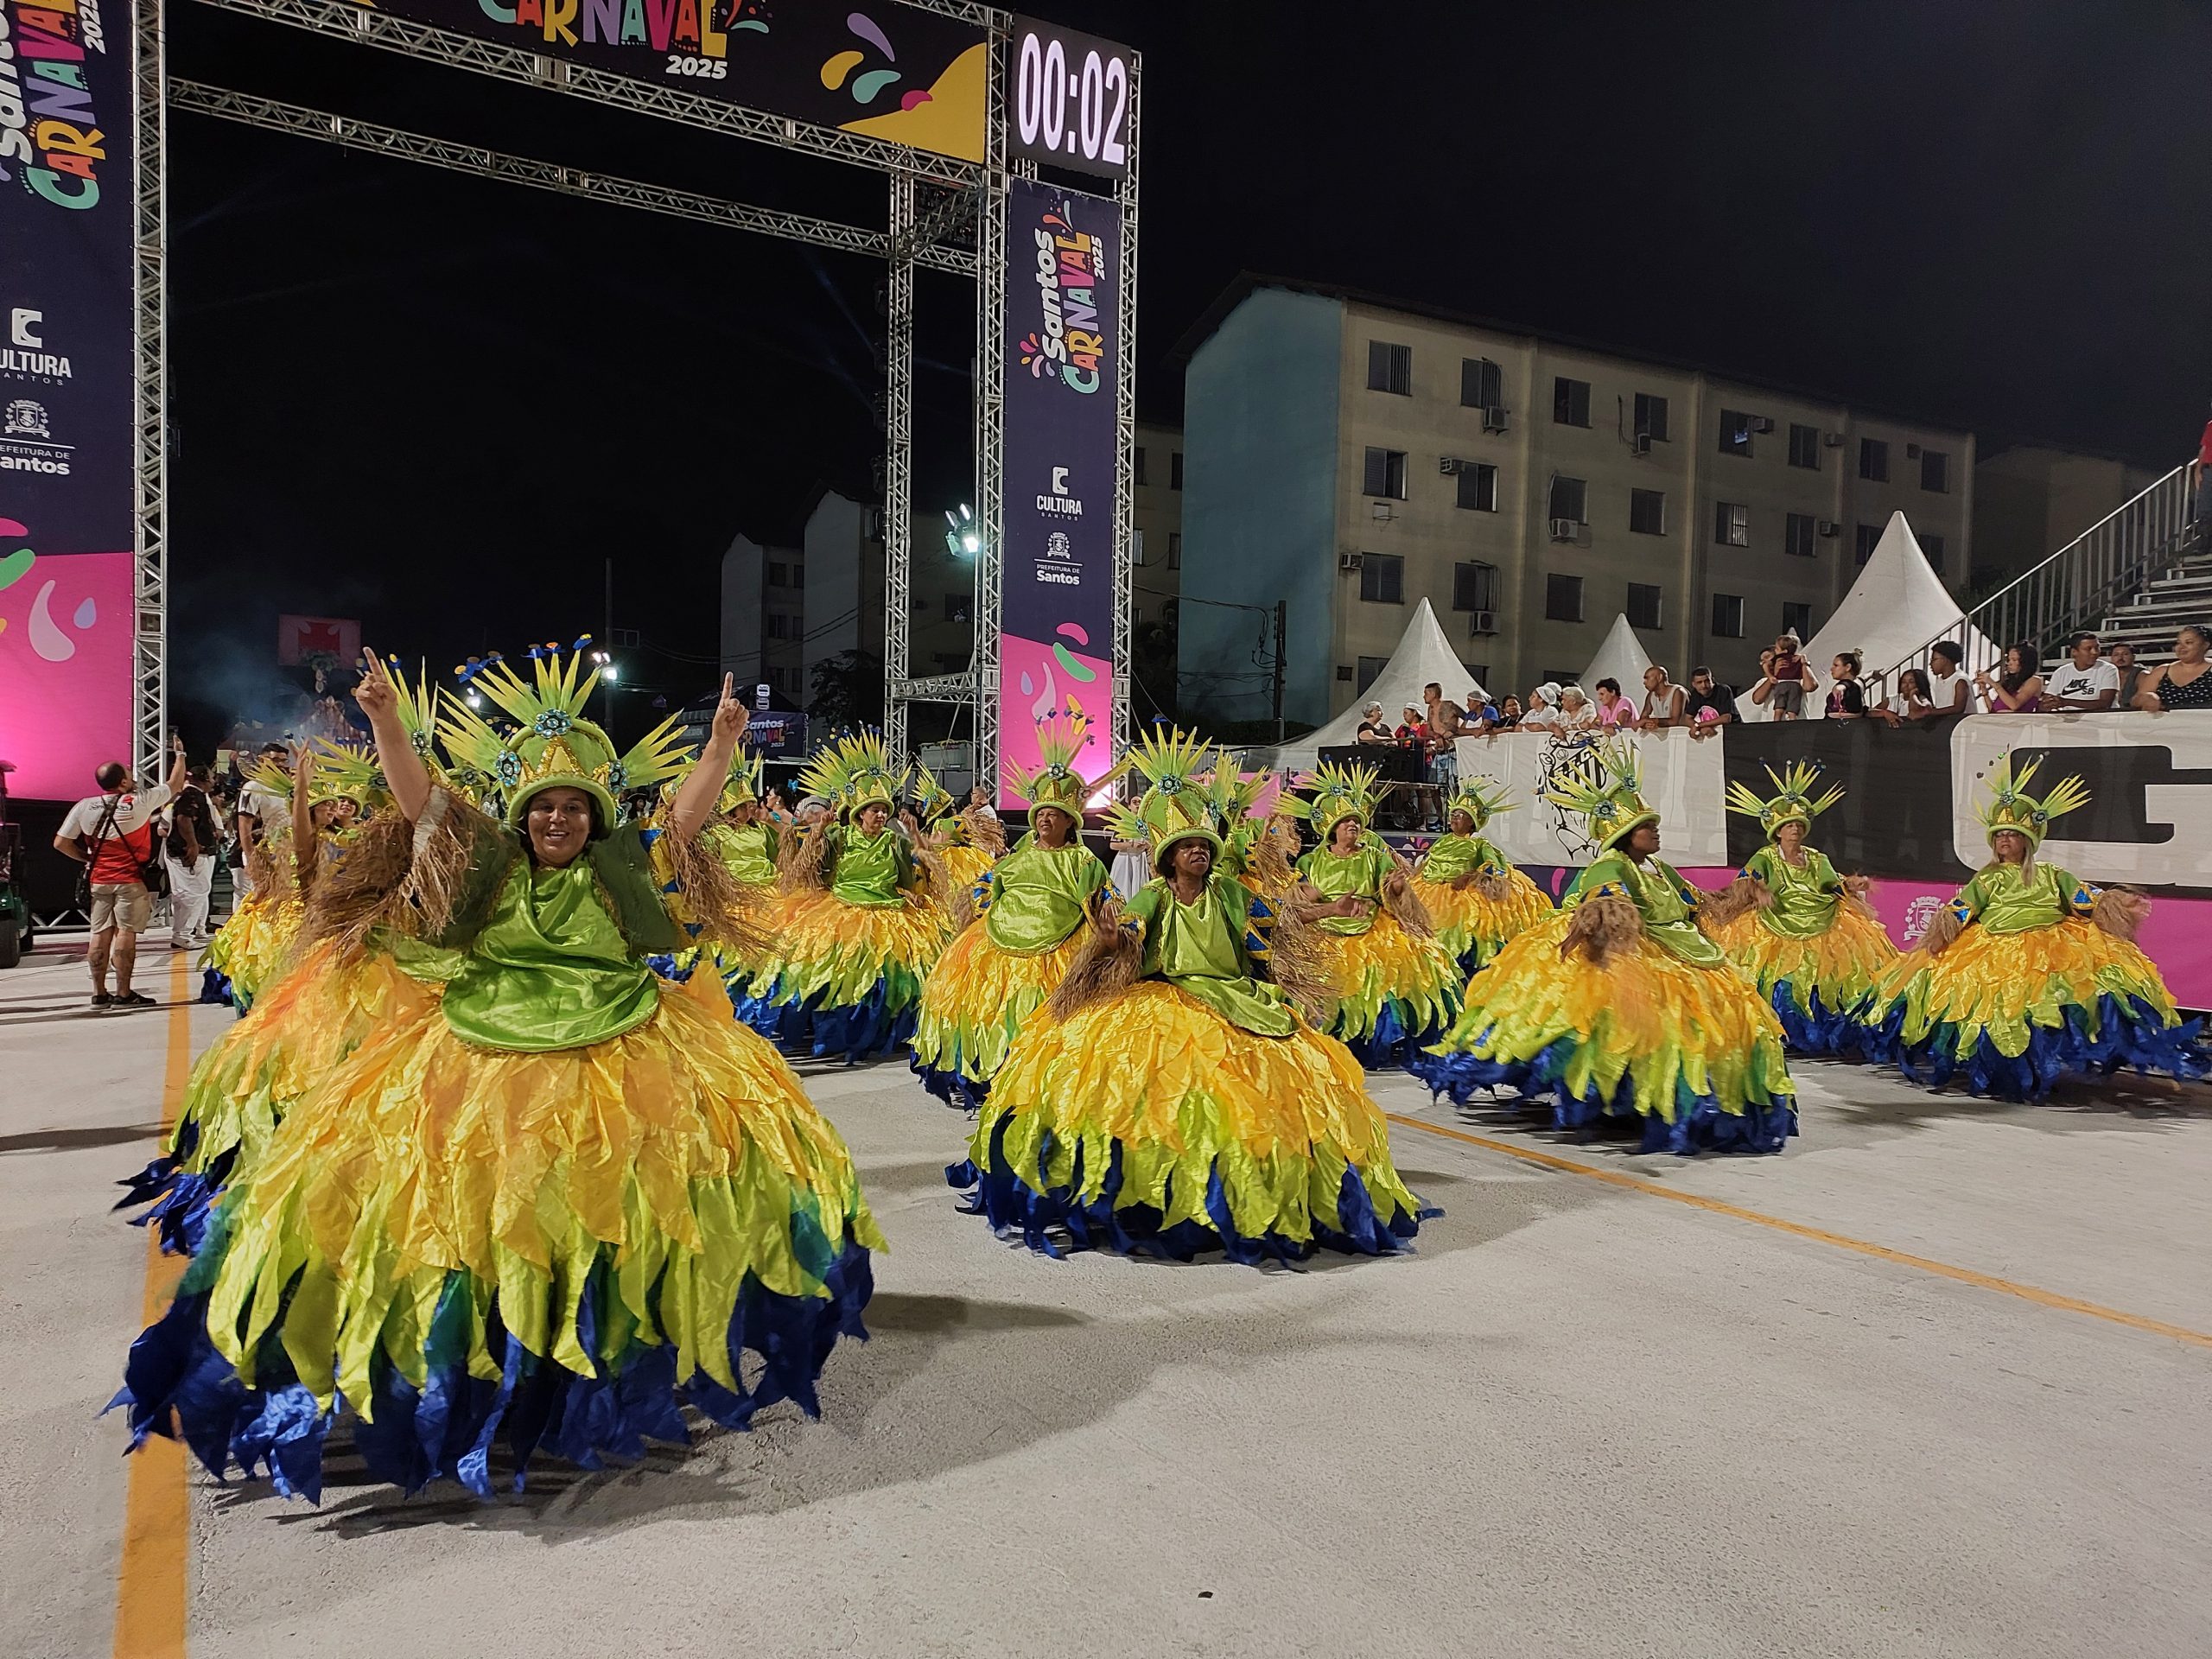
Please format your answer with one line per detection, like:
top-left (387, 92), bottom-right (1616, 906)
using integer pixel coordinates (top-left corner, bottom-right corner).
top-left (1579, 613), bottom-right (1656, 698)
top-left (1802, 511), bottom-right (1998, 716)
top-left (1246, 598), bottom-right (1483, 773)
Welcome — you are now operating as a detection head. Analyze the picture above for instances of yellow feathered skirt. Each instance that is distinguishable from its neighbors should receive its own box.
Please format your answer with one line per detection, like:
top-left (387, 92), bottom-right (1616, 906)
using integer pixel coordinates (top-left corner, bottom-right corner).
top-left (951, 979), bottom-right (1432, 1262)
top-left (1413, 910), bottom-right (1796, 1154)
top-left (1410, 868), bottom-right (1554, 974)
top-left (737, 888), bottom-right (950, 1059)
top-left (202, 893), bottom-right (303, 1014)
top-left (1307, 912), bottom-right (1465, 1068)
top-left (909, 923), bottom-right (1089, 1107)
top-left (118, 982), bottom-right (884, 1499)
top-left (1701, 901), bottom-right (1897, 1055)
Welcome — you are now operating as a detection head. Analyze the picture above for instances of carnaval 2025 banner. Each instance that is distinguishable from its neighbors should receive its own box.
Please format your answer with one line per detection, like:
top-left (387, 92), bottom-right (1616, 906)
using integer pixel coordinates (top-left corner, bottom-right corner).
top-left (995, 175), bottom-right (1119, 804)
top-left (352, 0), bottom-right (988, 162)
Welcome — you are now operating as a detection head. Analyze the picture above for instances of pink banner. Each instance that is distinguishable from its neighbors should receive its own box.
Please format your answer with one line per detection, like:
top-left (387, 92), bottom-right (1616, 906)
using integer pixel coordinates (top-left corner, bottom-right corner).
top-left (0, 537), bottom-right (137, 801)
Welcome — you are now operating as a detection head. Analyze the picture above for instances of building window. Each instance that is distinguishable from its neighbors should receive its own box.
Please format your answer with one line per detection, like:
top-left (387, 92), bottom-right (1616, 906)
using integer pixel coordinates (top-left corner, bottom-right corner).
top-left (1356, 655), bottom-right (1389, 694)
top-left (1368, 340), bottom-right (1412, 395)
top-left (945, 594), bottom-right (972, 623)
top-left (1630, 488), bottom-right (1666, 535)
top-left (1634, 392), bottom-right (1669, 443)
top-left (1719, 409), bottom-right (1755, 457)
top-left (1358, 552), bottom-right (1403, 604)
top-left (1788, 423), bottom-right (1821, 469)
top-left (1167, 531), bottom-right (1182, 570)
top-left (1714, 500), bottom-right (1750, 547)
top-left (1362, 447), bottom-right (1408, 499)
top-left (1782, 601), bottom-right (1813, 639)
top-left (1920, 448), bottom-right (1949, 493)
top-left (1627, 582), bottom-right (1663, 631)
top-left (1552, 376), bottom-right (1591, 427)
top-left (1785, 512), bottom-right (1816, 557)
top-left (1133, 446), bottom-right (1147, 486)
top-left (767, 562), bottom-right (788, 588)
top-left (1859, 437), bottom-right (1889, 481)
top-left (1465, 663), bottom-right (1491, 689)
top-left (1171, 451), bottom-right (1184, 490)
top-left (1548, 475), bottom-right (1587, 524)
top-left (1453, 560), bottom-right (1500, 613)
top-left (766, 613), bottom-right (789, 639)
top-left (1711, 593), bottom-right (1745, 638)
top-left (1854, 522), bottom-right (1883, 563)
top-left (1545, 574), bottom-right (1584, 622)
top-left (1921, 531), bottom-right (1944, 573)
top-left (1460, 357), bottom-right (1503, 410)
top-left (1454, 463), bottom-right (1498, 512)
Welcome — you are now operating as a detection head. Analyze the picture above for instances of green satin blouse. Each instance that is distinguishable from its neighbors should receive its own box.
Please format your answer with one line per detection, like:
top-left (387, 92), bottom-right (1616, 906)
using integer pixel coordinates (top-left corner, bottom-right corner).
top-left (709, 819), bottom-right (780, 887)
top-left (1578, 851), bottom-right (1726, 968)
top-left (830, 825), bottom-right (914, 908)
top-left (1956, 861), bottom-right (2094, 934)
top-left (1124, 874), bottom-right (1296, 1038)
top-left (442, 858), bottom-right (659, 1052)
top-left (982, 840), bottom-right (1106, 953)
top-left (1744, 844), bottom-right (1844, 940)
top-left (1417, 832), bottom-right (1510, 884)
top-left (1296, 836), bottom-right (1393, 937)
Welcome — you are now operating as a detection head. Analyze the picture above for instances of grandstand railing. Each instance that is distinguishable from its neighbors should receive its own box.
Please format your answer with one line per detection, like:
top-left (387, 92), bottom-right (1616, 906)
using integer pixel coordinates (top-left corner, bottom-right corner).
top-left (1876, 459), bottom-right (2202, 683)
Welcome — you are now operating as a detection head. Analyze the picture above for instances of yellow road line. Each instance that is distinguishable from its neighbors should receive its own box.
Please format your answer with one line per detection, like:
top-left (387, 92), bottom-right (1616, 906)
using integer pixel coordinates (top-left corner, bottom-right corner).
top-left (114, 952), bottom-right (192, 1659)
top-left (1387, 1110), bottom-right (2212, 1351)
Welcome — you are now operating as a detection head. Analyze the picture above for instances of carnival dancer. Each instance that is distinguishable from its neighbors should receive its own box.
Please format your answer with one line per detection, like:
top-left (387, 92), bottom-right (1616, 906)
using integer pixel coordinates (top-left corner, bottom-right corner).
top-left (1856, 753), bottom-right (2207, 1099)
top-left (736, 734), bottom-right (950, 1061)
top-left (648, 750), bottom-right (781, 992)
top-left (950, 728), bottom-right (1431, 1263)
top-left (1698, 762), bottom-right (1896, 1055)
top-left (1406, 779), bottom-right (1553, 976)
top-left (1411, 740), bottom-right (1796, 1154)
top-left (1278, 761), bottom-right (1464, 1068)
top-left (916, 767), bottom-right (1003, 898)
top-left (198, 757), bottom-right (306, 1015)
top-left (910, 717), bottom-right (1115, 1109)
top-left (117, 650), bottom-right (881, 1500)
top-left (118, 690), bottom-right (465, 1255)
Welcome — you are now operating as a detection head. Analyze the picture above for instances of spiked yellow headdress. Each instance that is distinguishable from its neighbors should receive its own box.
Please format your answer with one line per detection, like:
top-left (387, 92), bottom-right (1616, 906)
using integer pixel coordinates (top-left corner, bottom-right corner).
top-left (304, 737), bottom-right (387, 815)
top-left (1280, 760), bottom-right (1383, 838)
top-left (1976, 751), bottom-right (2089, 851)
top-left (1445, 776), bottom-right (1516, 832)
top-left (436, 639), bottom-right (690, 833)
top-left (796, 733), bottom-right (909, 819)
top-left (1724, 760), bottom-right (1844, 841)
top-left (1008, 713), bottom-right (1110, 819)
top-left (1105, 727), bottom-right (1223, 865)
top-left (1204, 758), bottom-right (1274, 866)
top-left (718, 750), bottom-right (766, 814)
top-left (1544, 737), bottom-right (1658, 853)
top-left (911, 763), bottom-right (957, 823)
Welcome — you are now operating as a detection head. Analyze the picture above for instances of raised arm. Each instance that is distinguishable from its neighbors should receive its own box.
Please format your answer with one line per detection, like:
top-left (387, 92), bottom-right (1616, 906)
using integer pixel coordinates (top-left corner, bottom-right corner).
top-left (289, 743), bottom-right (319, 887)
top-left (667, 673), bottom-right (748, 845)
top-left (353, 649), bottom-right (433, 821)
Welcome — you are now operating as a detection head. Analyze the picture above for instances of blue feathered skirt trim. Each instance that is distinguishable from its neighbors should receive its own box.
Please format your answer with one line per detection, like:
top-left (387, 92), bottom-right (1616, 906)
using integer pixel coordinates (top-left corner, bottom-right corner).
top-left (946, 1115), bottom-right (1432, 1267)
top-left (111, 1228), bottom-right (875, 1503)
top-left (1408, 1039), bottom-right (1799, 1155)
top-left (734, 977), bottom-right (918, 1064)
top-left (1770, 981), bottom-right (1872, 1058)
top-left (910, 1055), bottom-right (988, 1112)
top-left (113, 1116), bottom-right (226, 1258)
top-left (1859, 992), bottom-right (2209, 1103)
top-left (1336, 996), bottom-right (1453, 1071)
top-left (199, 966), bottom-right (233, 1007)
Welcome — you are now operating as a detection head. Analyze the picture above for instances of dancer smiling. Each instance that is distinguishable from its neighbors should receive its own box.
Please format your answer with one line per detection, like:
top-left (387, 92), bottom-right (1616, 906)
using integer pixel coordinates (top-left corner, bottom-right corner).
top-left (118, 649), bottom-right (880, 1499)
top-left (950, 728), bottom-right (1431, 1262)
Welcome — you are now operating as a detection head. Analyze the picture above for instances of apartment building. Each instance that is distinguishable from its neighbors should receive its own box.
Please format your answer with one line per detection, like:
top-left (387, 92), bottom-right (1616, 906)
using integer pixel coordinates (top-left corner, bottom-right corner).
top-left (1178, 278), bottom-right (1975, 726)
top-left (1132, 420), bottom-right (1185, 629)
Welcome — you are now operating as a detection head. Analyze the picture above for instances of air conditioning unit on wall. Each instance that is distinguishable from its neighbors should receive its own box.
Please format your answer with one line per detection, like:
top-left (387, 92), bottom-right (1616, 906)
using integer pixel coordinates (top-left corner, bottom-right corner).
top-left (1338, 552), bottom-right (1363, 573)
top-left (1467, 609), bottom-right (1497, 636)
top-left (1482, 406), bottom-right (1510, 434)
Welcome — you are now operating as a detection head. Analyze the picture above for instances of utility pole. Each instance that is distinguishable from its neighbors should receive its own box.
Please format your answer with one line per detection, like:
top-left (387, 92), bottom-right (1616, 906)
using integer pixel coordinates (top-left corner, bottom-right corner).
top-left (1272, 599), bottom-right (1287, 741)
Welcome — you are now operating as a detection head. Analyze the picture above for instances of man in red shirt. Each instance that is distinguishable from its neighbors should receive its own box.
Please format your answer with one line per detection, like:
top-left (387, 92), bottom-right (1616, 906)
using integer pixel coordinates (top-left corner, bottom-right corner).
top-left (54, 738), bottom-right (188, 1009)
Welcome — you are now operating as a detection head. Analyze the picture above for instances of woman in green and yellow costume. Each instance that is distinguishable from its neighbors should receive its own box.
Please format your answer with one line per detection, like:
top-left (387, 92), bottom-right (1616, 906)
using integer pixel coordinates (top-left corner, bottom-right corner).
top-left (1858, 753), bottom-right (2207, 1100)
top-left (118, 683), bottom-right (465, 1255)
top-left (1280, 761), bottom-right (1464, 1069)
top-left (118, 647), bottom-right (881, 1500)
top-left (1698, 762), bottom-right (1896, 1056)
top-left (736, 734), bottom-right (950, 1061)
top-left (1411, 740), bottom-right (1796, 1154)
top-left (1406, 779), bottom-right (1553, 976)
top-left (950, 728), bottom-right (1432, 1263)
top-left (910, 716), bottom-right (1115, 1109)
top-left (199, 756), bottom-right (307, 1015)
top-left (647, 749), bottom-right (780, 994)
top-left (915, 768), bottom-right (1004, 899)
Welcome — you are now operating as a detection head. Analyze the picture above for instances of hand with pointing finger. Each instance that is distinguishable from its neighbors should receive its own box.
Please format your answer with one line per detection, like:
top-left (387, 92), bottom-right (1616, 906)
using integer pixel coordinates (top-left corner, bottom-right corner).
top-left (711, 672), bottom-right (748, 745)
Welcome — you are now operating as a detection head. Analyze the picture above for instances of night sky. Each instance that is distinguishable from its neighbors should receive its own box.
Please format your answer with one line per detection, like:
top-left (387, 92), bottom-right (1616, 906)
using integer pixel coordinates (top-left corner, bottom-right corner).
top-left (166, 0), bottom-right (2212, 734)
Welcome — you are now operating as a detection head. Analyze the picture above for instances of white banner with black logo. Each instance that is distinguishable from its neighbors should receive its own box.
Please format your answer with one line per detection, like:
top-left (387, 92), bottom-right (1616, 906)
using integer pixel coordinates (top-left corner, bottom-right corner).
top-left (1454, 728), bottom-right (1728, 867)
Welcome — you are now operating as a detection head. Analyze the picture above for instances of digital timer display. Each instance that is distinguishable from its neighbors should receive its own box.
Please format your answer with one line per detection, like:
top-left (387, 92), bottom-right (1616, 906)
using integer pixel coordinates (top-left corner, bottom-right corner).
top-left (1007, 16), bottom-right (1135, 181)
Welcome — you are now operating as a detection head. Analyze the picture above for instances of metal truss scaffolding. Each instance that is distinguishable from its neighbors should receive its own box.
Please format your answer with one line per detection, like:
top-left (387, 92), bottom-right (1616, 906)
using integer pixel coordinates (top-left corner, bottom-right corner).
top-left (135, 0), bottom-right (1136, 790)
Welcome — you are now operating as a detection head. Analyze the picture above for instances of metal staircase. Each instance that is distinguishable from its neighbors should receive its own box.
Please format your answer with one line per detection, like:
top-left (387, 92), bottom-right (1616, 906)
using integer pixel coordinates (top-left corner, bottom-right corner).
top-left (1878, 460), bottom-right (2202, 680)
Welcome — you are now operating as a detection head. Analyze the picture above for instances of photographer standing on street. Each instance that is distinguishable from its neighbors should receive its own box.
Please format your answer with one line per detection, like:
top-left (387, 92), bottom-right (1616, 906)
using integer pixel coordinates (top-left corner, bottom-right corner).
top-left (53, 737), bottom-right (188, 1009)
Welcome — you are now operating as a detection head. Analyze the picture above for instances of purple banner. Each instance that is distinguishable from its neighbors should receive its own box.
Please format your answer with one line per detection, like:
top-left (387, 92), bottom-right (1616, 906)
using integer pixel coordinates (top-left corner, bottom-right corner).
top-left (995, 175), bottom-right (1119, 804)
top-left (0, 0), bottom-right (137, 558)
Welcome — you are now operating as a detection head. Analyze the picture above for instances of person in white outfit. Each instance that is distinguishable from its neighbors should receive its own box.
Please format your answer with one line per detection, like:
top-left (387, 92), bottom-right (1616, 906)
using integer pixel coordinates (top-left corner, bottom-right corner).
top-left (164, 767), bottom-right (220, 947)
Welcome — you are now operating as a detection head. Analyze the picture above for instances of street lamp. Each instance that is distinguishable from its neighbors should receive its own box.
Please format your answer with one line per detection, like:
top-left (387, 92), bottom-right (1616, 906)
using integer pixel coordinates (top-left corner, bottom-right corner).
top-left (944, 503), bottom-right (979, 558)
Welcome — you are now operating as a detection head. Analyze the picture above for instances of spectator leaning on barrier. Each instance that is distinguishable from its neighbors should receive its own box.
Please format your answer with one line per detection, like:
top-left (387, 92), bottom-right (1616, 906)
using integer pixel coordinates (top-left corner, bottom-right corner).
top-left (1876, 667), bottom-right (1937, 726)
top-left (1927, 640), bottom-right (1972, 719)
top-left (1421, 682), bottom-right (1463, 794)
top-left (2107, 641), bottom-right (2143, 709)
top-left (2044, 631), bottom-right (2120, 711)
top-left (1493, 695), bottom-right (1524, 730)
top-left (1683, 666), bottom-right (1738, 735)
top-left (1825, 652), bottom-right (1867, 719)
top-left (1522, 683), bottom-right (1564, 732)
top-left (1355, 700), bottom-right (1390, 744)
top-left (1978, 641), bottom-right (2045, 712)
top-left (1557, 684), bottom-right (1600, 732)
top-left (54, 737), bottom-right (188, 1010)
top-left (1590, 677), bottom-right (1631, 729)
top-left (2135, 624), bottom-right (2212, 709)
top-left (1759, 633), bottom-right (1815, 720)
top-left (1637, 664), bottom-right (1687, 728)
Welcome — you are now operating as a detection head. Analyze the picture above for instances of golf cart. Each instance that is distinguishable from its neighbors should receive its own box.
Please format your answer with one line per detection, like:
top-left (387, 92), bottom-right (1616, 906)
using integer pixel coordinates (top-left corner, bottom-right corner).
top-left (0, 760), bottom-right (30, 966)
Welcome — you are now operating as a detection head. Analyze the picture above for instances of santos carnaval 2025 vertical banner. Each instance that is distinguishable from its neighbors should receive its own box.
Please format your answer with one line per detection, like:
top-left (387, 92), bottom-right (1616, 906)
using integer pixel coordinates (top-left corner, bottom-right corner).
top-left (996, 176), bottom-right (1120, 804)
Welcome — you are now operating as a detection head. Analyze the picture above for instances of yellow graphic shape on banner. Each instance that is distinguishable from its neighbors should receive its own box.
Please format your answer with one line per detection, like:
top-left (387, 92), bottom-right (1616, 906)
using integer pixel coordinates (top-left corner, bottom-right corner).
top-left (842, 41), bottom-right (987, 163)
